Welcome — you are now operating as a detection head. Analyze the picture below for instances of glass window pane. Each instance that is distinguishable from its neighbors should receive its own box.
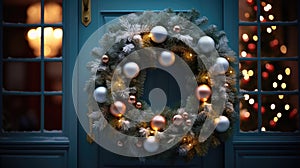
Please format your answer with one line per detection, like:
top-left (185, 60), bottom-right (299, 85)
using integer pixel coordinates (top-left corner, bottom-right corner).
top-left (3, 27), bottom-right (37, 58)
top-left (240, 61), bottom-right (258, 91)
top-left (45, 62), bottom-right (62, 91)
top-left (260, 0), bottom-right (297, 22)
top-left (44, 0), bottom-right (63, 24)
top-left (45, 96), bottom-right (62, 131)
top-left (3, 0), bottom-right (40, 24)
top-left (261, 61), bottom-right (298, 91)
top-left (262, 95), bottom-right (299, 132)
top-left (261, 26), bottom-right (298, 57)
top-left (239, 0), bottom-right (257, 22)
top-left (239, 26), bottom-right (258, 58)
top-left (240, 94), bottom-right (258, 132)
top-left (44, 27), bottom-right (63, 58)
top-left (2, 95), bottom-right (40, 132)
top-left (3, 62), bottom-right (41, 91)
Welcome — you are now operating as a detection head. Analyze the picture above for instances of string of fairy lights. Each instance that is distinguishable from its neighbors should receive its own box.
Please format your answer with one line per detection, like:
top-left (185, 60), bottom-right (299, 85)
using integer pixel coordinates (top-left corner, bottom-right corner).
top-left (239, 0), bottom-right (298, 132)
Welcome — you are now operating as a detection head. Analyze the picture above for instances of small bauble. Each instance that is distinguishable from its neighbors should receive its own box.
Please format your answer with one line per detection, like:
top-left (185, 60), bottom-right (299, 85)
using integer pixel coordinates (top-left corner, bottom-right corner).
top-left (185, 119), bottom-right (192, 126)
top-left (182, 112), bottom-right (189, 119)
top-left (150, 115), bottom-right (166, 131)
top-left (123, 62), bottom-right (140, 78)
top-left (159, 51), bottom-right (175, 67)
top-left (110, 101), bottom-right (126, 117)
top-left (196, 84), bottom-right (212, 102)
top-left (150, 26), bottom-right (168, 43)
top-left (136, 102), bottom-right (142, 109)
top-left (198, 36), bottom-right (215, 53)
top-left (214, 57), bottom-right (229, 74)
top-left (173, 25), bottom-right (181, 33)
top-left (173, 114), bottom-right (184, 126)
top-left (128, 95), bottom-right (136, 104)
top-left (101, 55), bottom-right (109, 63)
top-left (117, 140), bottom-right (123, 147)
top-left (93, 86), bottom-right (107, 103)
top-left (143, 136), bottom-right (159, 153)
top-left (215, 116), bottom-right (230, 132)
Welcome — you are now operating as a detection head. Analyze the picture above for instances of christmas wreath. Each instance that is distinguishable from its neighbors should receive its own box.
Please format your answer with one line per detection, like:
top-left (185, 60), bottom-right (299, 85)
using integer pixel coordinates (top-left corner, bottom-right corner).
top-left (84, 9), bottom-right (237, 160)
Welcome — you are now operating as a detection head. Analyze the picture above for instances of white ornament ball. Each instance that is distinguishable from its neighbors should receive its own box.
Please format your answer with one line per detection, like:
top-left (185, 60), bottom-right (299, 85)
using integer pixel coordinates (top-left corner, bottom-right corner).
top-left (198, 36), bottom-right (215, 53)
top-left (150, 26), bottom-right (168, 43)
top-left (143, 136), bottom-right (159, 153)
top-left (173, 25), bottom-right (181, 33)
top-left (173, 114), bottom-right (184, 126)
top-left (214, 57), bottom-right (229, 74)
top-left (215, 116), bottom-right (230, 132)
top-left (159, 51), bottom-right (175, 67)
top-left (123, 62), bottom-right (140, 78)
top-left (93, 86), bottom-right (107, 103)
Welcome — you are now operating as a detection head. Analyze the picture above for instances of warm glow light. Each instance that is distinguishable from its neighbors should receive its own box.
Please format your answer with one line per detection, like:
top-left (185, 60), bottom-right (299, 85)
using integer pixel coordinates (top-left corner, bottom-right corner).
top-left (278, 95), bottom-right (284, 99)
top-left (242, 34), bottom-right (249, 42)
top-left (285, 68), bottom-right (291, 75)
top-left (266, 27), bottom-right (272, 33)
top-left (277, 74), bottom-right (283, 80)
top-left (285, 104), bottom-right (290, 110)
top-left (264, 4), bottom-right (272, 12)
top-left (244, 12), bottom-right (250, 18)
top-left (270, 104), bottom-right (275, 110)
top-left (268, 15), bottom-right (274, 20)
top-left (242, 69), bottom-right (248, 76)
top-left (281, 83), bottom-right (287, 89)
top-left (248, 70), bottom-right (254, 77)
top-left (277, 112), bottom-right (282, 118)
top-left (252, 35), bottom-right (258, 41)
top-left (271, 25), bottom-right (276, 30)
top-left (280, 45), bottom-right (287, 54)
top-left (272, 82), bottom-right (278, 88)
top-left (249, 98), bottom-right (255, 105)
top-left (261, 1), bottom-right (266, 7)
top-left (241, 51), bottom-right (247, 57)
top-left (244, 74), bottom-right (250, 80)
top-left (244, 94), bottom-right (250, 101)
top-left (273, 117), bottom-right (278, 122)
top-left (260, 16), bottom-right (264, 22)
top-left (261, 127), bottom-right (266, 132)
top-left (26, 2), bottom-right (63, 57)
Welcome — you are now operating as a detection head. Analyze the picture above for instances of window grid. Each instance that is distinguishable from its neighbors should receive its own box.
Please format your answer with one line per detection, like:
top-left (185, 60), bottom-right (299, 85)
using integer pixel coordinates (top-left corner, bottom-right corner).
top-left (1, 0), bottom-right (64, 134)
top-left (239, 0), bottom-right (300, 133)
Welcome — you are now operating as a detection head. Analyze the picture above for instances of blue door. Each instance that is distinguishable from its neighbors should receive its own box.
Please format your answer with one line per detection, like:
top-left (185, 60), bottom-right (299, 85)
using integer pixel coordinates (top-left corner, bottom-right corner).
top-left (77, 1), bottom-right (236, 167)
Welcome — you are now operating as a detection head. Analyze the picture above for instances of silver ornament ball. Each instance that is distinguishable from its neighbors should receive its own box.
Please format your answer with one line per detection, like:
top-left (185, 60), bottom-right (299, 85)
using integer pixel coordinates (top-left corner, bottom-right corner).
top-left (123, 62), bottom-right (140, 78)
top-left (159, 51), bottom-right (175, 67)
top-left (215, 116), bottom-right (230, 132)
top-left (93, 86), bottom-right (107, 103)
top-left (214, 57), bottom-right (229, 74)
top-left (150, 26), bottom-right (168, 43)
top-left (173, 114), bottom-right (184, 126)
top-left (143, 136), bottom-right (159, 153)
top-left (198, 36), bottom-right (215, 53)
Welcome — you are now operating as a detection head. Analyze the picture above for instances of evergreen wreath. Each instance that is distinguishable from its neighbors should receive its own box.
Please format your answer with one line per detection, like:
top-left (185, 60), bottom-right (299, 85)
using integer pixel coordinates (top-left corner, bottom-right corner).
top-left (85, 9), bottom-right (238, 160)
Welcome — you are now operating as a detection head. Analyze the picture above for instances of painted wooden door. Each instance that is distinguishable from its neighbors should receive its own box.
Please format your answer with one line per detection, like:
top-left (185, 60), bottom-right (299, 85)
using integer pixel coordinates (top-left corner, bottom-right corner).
top-left (77, 0), bottom-right (235, 167)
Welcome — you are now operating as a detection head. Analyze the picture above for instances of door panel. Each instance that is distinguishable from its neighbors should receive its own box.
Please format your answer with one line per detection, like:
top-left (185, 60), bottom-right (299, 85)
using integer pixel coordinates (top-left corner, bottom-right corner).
top-left (79, 0), bottom-right (225, 167)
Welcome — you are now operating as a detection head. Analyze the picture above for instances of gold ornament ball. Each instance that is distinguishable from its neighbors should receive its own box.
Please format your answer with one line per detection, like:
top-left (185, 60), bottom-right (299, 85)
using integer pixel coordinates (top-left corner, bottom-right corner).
top-left (102, 55), bottom-right (109, 63)
top-left (173, 114), bottom-right (184, 126)
top-left (150, 115), bottom-right (166, 131)
top-left (110, 101), bottom-right (126, 117)
top-left (128, 95), bottom-right (136, 104)
top-left (196, 84), bottom-right (212, 102)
